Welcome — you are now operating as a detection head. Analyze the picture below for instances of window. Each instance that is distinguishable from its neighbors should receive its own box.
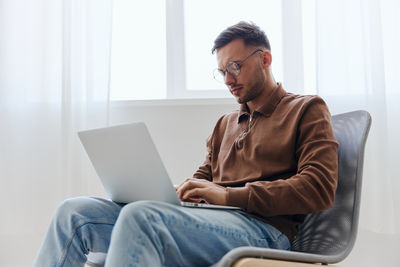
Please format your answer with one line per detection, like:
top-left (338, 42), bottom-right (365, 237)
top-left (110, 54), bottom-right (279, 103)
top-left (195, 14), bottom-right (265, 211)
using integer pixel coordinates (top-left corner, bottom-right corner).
top-left (110, 0), bottom-right (166, 100)
top-left (184, 0), bottom-right (283, 93)
top-left (110, 0), bottom-right (312, 100)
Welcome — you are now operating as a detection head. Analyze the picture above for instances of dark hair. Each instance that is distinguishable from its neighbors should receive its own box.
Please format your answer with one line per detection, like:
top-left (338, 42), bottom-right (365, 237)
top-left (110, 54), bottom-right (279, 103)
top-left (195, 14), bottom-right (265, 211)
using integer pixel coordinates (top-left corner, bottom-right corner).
top-left (211, 21), bottom-right (271, 54)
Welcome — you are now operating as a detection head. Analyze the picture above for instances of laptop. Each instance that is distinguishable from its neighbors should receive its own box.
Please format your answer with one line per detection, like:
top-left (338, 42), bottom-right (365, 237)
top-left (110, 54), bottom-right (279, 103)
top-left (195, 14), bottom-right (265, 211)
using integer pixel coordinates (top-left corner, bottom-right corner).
top-left (78, 122), bottom-right (240, 210)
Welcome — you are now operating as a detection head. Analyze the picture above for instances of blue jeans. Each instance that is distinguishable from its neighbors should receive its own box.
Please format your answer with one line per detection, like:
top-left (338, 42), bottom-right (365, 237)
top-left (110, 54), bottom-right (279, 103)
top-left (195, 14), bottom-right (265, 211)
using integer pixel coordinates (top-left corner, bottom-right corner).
top-left (34, 197), bottom-right (290, 267)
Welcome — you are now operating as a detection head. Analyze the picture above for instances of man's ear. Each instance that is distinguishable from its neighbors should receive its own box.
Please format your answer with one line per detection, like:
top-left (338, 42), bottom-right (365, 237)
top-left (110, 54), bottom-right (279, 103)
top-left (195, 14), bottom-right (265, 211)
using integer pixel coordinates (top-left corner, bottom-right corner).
top-left (262, 50), bottom-right (272, 67)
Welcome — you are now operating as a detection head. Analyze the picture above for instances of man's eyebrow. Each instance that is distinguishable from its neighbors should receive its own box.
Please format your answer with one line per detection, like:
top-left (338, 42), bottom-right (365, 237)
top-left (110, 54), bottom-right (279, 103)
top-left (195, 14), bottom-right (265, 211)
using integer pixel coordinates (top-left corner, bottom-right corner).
top-left (217, 63), bottom-right (226, 71)
top-left (218, 59), bottom-right (239, 70)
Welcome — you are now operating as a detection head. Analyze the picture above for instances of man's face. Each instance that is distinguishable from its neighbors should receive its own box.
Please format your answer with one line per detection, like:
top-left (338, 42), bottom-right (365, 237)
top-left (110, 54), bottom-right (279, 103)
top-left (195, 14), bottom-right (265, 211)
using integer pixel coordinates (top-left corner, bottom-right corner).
top-left (216, 39), bottom-right (266, 104)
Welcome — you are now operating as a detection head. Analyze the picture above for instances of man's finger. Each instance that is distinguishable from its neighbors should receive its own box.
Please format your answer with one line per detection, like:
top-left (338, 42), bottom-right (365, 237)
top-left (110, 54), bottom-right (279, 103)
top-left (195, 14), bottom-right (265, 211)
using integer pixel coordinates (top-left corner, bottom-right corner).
top-left (181, 187), bottom-right (208, 202)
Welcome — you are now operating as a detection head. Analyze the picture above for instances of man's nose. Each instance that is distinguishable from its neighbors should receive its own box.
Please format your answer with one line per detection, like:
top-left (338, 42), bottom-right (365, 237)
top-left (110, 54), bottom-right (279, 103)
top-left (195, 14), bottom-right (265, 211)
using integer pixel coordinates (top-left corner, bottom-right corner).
top-left (224, 72), bottom-right (236, 86)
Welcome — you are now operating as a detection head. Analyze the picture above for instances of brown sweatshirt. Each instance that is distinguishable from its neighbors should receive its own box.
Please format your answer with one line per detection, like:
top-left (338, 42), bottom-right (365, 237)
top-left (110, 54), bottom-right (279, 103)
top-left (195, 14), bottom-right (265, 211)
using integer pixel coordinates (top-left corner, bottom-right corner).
top-left (192, 84), bottom-right (338, 242)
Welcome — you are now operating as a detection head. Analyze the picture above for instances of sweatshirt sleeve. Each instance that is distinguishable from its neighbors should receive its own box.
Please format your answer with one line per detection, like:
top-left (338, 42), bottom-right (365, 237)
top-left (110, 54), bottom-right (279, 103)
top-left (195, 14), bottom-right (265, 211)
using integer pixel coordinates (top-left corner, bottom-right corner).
top-left (226, 99), bottom-right (339, 217)
top-left (192, 134), bottom-right (213, 181)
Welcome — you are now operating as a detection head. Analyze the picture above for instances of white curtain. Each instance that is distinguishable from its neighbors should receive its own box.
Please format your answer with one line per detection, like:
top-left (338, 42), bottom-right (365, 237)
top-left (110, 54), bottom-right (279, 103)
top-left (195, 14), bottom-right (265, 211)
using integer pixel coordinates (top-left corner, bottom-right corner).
top-left (312, 0), bottom-right (400, 234)
top-left (0, 0), bottom-right (112, 265)
top-left (279, 0), bottom-right (400, 235)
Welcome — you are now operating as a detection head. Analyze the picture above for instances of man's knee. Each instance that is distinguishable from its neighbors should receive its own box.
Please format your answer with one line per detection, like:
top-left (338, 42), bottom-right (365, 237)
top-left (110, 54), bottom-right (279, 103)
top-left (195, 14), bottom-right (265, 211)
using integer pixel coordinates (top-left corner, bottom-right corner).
top-left (54, 197), bottom-right (90, 219)
top-left (53, 197), bottom-right (118, 226)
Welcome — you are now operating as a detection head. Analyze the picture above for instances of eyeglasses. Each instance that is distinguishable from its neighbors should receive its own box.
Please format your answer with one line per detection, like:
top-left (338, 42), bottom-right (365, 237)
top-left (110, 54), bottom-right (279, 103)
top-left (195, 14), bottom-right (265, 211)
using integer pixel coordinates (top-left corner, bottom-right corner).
top-left (213, 49), bottom-right (263, 83)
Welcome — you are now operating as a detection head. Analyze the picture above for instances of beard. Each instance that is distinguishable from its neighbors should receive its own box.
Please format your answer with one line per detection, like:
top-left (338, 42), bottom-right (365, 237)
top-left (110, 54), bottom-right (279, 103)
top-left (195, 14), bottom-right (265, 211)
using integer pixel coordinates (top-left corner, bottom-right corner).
top-left (236, 66), bottom-right (266, 104)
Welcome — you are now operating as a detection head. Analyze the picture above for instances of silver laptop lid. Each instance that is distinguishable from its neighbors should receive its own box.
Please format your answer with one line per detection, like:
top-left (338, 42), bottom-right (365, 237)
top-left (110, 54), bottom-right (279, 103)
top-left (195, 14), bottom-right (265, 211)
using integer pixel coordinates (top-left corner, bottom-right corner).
top-left (78, 122), bottom-right (181, 205)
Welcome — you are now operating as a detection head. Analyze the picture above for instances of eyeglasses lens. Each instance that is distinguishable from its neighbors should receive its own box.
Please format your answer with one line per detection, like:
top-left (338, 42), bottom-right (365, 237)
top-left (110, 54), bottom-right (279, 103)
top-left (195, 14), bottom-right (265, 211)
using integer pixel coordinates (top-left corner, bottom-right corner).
top-left (213, 62), bottom-right (241, 83)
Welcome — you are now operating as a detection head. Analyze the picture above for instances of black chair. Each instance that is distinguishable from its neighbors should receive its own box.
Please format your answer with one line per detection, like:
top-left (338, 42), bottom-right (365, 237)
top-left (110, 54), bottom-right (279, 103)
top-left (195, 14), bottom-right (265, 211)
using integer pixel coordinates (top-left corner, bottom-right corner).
top-left (212, 110), bottom-right (372, 267)
top-left (87, 110), bottom-right (372, 267)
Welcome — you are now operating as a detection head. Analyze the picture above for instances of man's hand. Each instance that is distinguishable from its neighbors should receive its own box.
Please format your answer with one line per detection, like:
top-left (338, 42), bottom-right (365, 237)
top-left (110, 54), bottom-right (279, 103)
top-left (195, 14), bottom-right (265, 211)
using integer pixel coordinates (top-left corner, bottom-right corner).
top-left (176, 178), bottom-right (228, 206)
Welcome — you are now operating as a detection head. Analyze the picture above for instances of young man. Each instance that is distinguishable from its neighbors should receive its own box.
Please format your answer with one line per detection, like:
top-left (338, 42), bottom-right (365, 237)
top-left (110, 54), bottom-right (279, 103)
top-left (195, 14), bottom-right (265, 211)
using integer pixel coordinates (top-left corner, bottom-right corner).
top-left (34, 21), bottom-right (338, 267)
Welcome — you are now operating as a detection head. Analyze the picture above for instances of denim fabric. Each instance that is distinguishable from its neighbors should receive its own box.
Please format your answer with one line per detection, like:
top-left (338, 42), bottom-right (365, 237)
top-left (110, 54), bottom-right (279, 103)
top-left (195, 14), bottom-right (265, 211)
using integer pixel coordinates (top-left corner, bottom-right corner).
top-left (34, 197), bottom-right (290, 267)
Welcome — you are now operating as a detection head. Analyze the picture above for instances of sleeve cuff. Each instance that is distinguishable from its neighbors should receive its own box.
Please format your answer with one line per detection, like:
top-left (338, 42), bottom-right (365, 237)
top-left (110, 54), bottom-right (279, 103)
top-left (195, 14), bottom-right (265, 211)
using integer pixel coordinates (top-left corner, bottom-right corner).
top-left (226, 187), bottom-right (249, 209)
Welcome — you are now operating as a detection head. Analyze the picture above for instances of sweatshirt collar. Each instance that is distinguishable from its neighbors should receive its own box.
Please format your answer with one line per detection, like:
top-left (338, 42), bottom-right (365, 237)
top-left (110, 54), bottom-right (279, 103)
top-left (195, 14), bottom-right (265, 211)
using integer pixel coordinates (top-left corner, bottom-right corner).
top-left (238, 83), bottom-right (286, 122)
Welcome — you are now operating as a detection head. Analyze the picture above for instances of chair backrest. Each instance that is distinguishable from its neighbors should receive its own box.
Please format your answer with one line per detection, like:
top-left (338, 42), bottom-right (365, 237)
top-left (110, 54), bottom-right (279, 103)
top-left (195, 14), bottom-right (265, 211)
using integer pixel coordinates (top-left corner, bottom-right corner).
top-left (291, 110), bottom-right (371, 261)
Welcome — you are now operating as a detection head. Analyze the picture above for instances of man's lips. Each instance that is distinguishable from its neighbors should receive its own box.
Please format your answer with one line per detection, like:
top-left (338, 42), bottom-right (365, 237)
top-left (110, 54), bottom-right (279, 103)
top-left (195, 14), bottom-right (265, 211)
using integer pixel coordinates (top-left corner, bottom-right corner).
top-left (230, 86), bottom-right (243, 96)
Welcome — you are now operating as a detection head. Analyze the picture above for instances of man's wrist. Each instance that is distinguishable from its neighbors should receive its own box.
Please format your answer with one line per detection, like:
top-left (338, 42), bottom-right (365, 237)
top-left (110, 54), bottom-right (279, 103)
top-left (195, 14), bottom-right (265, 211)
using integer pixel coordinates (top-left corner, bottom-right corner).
top-left (226, 186), bottom-right (249, 209)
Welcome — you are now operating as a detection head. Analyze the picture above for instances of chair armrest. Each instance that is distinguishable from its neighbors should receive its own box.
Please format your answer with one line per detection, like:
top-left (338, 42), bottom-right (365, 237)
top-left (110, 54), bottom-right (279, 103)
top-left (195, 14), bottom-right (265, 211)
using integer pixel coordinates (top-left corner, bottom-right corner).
top-left (211, 246), bottom-right (341, 267)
